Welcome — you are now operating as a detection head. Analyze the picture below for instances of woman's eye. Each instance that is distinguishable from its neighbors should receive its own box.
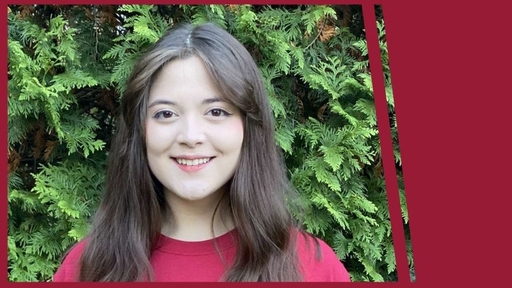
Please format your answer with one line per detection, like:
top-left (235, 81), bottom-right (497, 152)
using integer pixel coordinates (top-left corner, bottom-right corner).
top-left (154, 110), bottom-right (175, 119)
top-left (207, 109), bottom-right (230, 117)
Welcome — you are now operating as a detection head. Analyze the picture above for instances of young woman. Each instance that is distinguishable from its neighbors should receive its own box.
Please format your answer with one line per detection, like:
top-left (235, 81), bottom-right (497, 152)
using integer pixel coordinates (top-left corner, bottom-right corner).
top-left (53, 22), bottom-right (351, 282)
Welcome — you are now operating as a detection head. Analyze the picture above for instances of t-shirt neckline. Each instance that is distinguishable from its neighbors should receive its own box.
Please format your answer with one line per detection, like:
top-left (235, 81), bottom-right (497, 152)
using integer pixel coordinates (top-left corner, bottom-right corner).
top-left (155, 229), bottom-right (238, 255)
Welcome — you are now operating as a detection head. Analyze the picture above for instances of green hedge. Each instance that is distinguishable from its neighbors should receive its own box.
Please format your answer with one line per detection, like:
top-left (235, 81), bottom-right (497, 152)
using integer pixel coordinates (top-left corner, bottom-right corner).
top-left (7, 4), bottom-right (413, 282)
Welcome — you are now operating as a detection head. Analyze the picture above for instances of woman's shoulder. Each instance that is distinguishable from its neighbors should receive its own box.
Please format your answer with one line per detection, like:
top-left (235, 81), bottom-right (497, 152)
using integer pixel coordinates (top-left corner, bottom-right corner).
top-left (293, 228), bottom-right (351, 282)
top-left (52, 238), bottom-right (88, 282)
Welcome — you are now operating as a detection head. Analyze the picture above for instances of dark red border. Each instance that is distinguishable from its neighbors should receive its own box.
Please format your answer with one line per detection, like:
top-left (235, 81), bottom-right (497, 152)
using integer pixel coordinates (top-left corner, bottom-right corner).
top-left (3, 3), bottom-right (8, 284)
top-left (6, 0), bottom-right (512, 287)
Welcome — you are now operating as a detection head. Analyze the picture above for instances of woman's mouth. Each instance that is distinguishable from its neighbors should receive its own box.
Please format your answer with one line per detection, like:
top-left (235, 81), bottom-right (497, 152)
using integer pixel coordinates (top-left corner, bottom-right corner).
top-left (174, 157), bottom-right (212, 166)
top-left (171, 157), bottom-right (215, 172)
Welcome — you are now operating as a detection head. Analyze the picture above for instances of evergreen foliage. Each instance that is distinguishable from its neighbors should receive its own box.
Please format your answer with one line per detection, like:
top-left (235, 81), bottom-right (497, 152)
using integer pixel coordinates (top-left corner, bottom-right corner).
top-left (7, 4), bottom-right (413, 282)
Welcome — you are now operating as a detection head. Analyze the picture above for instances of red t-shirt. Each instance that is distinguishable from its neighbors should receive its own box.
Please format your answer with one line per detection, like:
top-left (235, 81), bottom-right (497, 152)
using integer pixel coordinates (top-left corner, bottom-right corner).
top-left (53, 229), bottom-right (351, 282)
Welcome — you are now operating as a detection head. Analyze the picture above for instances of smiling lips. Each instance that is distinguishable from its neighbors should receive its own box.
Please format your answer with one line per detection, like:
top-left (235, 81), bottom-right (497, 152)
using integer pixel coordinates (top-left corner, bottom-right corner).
top-left (172, 157), bottom-right (213, 172)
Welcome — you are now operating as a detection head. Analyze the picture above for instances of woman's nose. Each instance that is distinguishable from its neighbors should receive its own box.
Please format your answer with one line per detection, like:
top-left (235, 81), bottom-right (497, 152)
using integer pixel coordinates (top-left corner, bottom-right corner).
top-left (176, 115), bottom-right (206, 147)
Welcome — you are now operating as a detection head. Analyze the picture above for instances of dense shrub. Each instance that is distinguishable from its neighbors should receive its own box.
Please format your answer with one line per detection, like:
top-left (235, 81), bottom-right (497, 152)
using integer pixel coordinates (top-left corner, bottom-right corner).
top-left (7, 4), bottom-right (412, 282)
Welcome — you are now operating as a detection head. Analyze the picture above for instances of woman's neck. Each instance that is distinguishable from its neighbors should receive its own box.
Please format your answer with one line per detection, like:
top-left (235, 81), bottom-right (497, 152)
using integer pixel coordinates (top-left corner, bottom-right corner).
top-left (161, 190), bottom-right (234, 241)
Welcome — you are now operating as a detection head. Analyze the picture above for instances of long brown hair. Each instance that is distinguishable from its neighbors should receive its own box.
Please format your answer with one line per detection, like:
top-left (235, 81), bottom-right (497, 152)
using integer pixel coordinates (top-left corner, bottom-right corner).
top-left (78, 22), bottom-right (309, 282)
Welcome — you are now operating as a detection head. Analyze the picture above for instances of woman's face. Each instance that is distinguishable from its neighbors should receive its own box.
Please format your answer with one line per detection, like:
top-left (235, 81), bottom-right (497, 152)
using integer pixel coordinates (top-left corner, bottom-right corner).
top-left (145, 56), bottom-right (244, 205)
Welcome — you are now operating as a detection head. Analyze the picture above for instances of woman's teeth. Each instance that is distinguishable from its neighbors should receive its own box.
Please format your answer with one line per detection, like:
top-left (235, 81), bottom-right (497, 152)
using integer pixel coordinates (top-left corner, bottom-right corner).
top-left (176, 158), bottom-right (211, 166)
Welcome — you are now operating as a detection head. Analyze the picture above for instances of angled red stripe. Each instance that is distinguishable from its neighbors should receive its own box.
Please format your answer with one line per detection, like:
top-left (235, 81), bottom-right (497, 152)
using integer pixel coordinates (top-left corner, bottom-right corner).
top-left (362, 3), bottom-right (410, 283)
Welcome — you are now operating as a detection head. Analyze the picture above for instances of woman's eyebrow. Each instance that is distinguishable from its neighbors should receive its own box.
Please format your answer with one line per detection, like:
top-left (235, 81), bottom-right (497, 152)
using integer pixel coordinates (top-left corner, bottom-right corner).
top-left (148, 98), bottom-right (225, 108)
top-left (202, 97), bottom-right (225, 104)
top-left (148, 99), bottom-right (177, 108)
